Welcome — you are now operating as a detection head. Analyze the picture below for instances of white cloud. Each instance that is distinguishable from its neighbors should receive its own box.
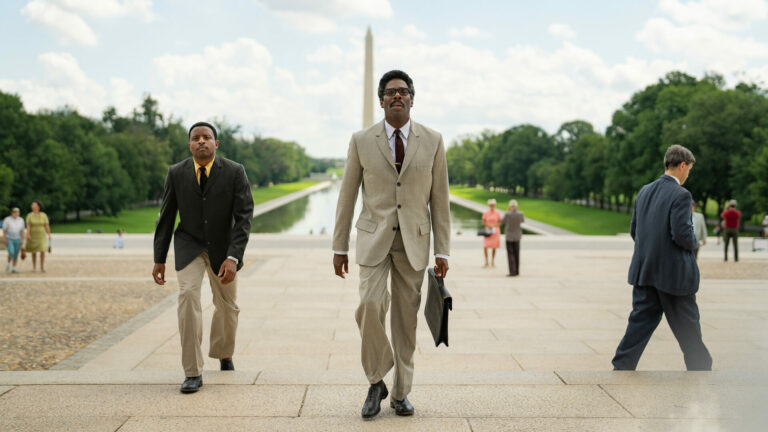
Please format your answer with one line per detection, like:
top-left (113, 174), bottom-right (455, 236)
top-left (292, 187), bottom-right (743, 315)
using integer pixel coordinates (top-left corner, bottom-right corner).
top-left (307, 44), bottom-right (346, 63)
top-left (258, 0), bottom-right (392, 33)
top-left (449, 26), bottom-right (492, 39)
top-left (150, 38), bottom-right (354, 156)
top-left (21, 0), bottom-right (99, 45)
top-left (548, 23), bottom-right (577, 39)
top-left (0, 52), bottom-right (139, 117)
top-left (657, 0), bottom-right (767, 31)
top-left (403, 24), bottom-right (427, 40)
top-left (20, 0), bottom-right (156, 46)
top-left (637, 0), bottom-right (768, 73)
top-left (58, 0), bottom-right (155, 21)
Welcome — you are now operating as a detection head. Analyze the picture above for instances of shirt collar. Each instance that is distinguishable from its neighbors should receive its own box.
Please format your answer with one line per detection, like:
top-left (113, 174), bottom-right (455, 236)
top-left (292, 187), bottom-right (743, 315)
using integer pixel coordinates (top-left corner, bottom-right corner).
top-left (385, 119), bottom-right (411, 140)
top-left (194, 155), bottom-right (215, 173)
top-left (664, 173), bottom-right (680, 185)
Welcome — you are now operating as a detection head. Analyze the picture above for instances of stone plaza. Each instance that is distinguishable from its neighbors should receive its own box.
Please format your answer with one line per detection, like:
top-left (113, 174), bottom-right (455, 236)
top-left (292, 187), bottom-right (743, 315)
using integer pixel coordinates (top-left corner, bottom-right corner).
top-left (1, 229), bottom-right (766, 431)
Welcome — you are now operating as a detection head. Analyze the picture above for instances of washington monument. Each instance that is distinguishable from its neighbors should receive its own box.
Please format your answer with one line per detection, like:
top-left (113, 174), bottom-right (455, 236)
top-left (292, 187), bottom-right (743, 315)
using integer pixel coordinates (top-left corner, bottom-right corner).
top-left (363, 27), bottom-right (374, 128)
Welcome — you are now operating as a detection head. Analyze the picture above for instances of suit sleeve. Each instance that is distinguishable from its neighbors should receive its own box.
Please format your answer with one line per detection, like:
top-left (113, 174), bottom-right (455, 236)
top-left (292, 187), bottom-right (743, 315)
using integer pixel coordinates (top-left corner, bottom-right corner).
top-left (630, 197), bottom-right (638, 241)
top-left (227, 164), bottom-right (254, 264)
top-left (154, 168), bottom-right (178, 264)
top-left (332, 136), bottom-right (363, 252)
top-left (430, 135), bottom-right (451, 257)
top-left (670, 189), bottom-right (696, 251)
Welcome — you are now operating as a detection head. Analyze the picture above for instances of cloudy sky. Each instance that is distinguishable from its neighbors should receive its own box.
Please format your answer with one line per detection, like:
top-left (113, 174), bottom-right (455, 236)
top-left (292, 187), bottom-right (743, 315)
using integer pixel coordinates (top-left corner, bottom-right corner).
top-left (2, 0), bottom-right (768, 157)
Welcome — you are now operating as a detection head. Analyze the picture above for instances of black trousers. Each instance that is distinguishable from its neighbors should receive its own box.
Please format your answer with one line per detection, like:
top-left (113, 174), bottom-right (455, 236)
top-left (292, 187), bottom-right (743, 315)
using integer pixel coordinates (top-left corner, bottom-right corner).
top-left (723, 228), bottom-right (739, 261)
top-left (505, 241), bottom-right (520, 276)
top-left (612, 285), bottom-right (712, 371)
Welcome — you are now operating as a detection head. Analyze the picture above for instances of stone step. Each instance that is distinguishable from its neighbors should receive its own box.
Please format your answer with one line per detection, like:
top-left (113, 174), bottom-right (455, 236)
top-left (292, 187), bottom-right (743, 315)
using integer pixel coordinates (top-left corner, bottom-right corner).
top-left (2, 369), bottom-right (766, 386)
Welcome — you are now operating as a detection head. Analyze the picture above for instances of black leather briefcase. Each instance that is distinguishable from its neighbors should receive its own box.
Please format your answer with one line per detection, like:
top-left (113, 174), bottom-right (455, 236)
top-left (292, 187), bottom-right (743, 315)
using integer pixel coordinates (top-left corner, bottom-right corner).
top-left (424, 268), bottom-right (452, 347)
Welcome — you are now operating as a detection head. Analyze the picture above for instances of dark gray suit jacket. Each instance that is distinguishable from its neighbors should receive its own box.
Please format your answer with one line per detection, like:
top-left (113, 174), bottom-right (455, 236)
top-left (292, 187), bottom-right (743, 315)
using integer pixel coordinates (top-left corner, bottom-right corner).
top-left (153, 156), bottom-right (254, 273)
top-left (628, 175), bottom-right (699, 295)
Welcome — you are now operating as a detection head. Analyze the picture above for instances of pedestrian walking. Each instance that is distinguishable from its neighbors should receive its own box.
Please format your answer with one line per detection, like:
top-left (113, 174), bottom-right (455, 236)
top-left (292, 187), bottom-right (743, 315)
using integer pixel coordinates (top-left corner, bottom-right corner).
top-left (25, 200), bottom-right (50, 273)
top-left (721, 200), bottom-right (741, 262)
top-left (152, 121), bottom-right (254, 394)
top-left (613, 144), bottom-right (712, 371)
top-left (114, 229), bottom-right (124, 249)
top-left (3, 207), bottom-right (25, 273)
top-left (502, 200), bottom-right (524, 276)
top-left (333, 70), bottom-right (450, 420)
top-left (692, 202), bottom-right (707, 260)
top-left (482, 199), bottom-right (502, 268)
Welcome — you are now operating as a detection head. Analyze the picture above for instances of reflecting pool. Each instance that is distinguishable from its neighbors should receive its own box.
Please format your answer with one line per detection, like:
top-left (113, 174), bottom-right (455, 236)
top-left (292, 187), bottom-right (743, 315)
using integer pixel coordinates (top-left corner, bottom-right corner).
top-left (251, 181), bottom-right (490, 235)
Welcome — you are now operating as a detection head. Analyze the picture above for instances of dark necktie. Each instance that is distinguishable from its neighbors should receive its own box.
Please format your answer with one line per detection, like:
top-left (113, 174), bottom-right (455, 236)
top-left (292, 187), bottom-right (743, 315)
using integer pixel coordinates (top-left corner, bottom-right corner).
top-left (394, 129), bottom-right (404, 173)
top-left (199, 166), bottom-right (207, 191)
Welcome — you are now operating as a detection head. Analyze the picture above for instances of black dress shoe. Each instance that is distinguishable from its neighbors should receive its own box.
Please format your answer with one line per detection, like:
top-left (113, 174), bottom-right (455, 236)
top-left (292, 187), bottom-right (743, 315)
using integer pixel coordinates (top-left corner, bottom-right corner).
top-left (220, 358), bottom-right (234, 371)
top-left (361, 381), bottom-right (388, 420)
top-left (390, 397), bottom-right (414, 416)
top-left (180, 376), bottom-right (202, 393)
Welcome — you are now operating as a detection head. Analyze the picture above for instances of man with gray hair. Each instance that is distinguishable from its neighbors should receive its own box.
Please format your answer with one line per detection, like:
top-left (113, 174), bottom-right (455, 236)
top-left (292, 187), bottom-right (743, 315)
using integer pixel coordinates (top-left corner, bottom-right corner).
top-left (613, 145), bottom-right (712, 371)
top-left (502, 200), bottom-right (524, 276)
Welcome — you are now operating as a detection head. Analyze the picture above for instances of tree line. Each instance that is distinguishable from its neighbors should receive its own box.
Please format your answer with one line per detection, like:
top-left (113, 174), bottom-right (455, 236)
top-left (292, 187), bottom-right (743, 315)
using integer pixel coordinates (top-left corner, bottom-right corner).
top-left (0, 92), bottom-right (313, 219)
top-left (447, 71), bottom-right (768, 224)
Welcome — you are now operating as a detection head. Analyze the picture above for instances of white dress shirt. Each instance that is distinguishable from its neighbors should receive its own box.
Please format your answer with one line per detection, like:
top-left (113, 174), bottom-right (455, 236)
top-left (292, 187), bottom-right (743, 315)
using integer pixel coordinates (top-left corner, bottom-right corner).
top-left (335, 119), bottom-right (448, 261)
top-left (385, 119), bottom-right (410, 161)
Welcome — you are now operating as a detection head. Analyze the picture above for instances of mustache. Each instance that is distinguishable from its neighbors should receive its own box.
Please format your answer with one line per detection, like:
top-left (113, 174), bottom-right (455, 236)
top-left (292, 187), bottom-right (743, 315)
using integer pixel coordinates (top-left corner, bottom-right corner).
top-left (389, 101), bottom-right (404, 107)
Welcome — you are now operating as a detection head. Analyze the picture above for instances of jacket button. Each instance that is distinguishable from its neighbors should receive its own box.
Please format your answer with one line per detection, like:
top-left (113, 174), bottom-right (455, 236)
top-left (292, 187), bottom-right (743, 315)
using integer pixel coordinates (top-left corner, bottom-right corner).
top-left (203, 197), bottom-right (206, 201)
top-left (397, 204), bottom-right (402, 209)
top-left (397, 182), bottom-right (401, 186)
top-left (204, 220), bottom-right (208, 224)
top-left (392, 227), bottom-right (397, 231)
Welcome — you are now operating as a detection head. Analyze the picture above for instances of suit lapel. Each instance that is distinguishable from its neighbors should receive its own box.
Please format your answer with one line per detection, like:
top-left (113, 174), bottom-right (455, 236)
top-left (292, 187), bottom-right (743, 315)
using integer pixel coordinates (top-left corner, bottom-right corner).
top-left (203, 156), bottom-right (223, 195)
top-left (185, 158), bottom-right (202, 197)
top-left (374, 121), bottom-right (397, 173)
top-left (399, 122), bottom-right (421, 177)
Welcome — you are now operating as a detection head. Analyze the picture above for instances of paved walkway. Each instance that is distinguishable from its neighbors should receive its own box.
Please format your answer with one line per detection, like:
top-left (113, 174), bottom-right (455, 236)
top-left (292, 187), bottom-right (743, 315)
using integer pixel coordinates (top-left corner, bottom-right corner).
top-left (1, 234), bottom-right (767, 431)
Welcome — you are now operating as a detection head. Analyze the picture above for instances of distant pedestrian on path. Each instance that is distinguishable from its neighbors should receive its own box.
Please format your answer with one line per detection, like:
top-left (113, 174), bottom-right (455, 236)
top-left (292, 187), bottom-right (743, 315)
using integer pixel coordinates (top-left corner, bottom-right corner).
top-left (691, 202), bottom-right (706, 260)
top-left (721, 200), bottom-right (741, 262)
top-left (502, 200), bottom-right (524, 276)
top-left (152, 121), bottom-right (254, 394)
top-left (613, 145), bottom-right (712, 371)
top-left (333, 70), bottom-right (450, 420)
top-left (25, 200), bottom-right (50, 273)
top-left (482, 199), bottom-right (502, 268)
top-left (113, 229), bottom-right (124, 249)
top-left (3, 207), bottom-right (25, 273)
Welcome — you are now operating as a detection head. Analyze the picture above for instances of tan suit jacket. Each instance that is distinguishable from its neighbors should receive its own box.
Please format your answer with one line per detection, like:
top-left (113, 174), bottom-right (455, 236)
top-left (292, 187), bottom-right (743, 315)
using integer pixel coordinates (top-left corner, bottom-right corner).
top-left (333, 120), bottom-right (450, 270)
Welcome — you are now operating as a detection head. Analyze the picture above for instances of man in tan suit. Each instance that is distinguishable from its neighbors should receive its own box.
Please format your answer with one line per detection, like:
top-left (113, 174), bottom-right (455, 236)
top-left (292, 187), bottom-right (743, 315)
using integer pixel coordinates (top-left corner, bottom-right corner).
top-left (333, 70), bottom-right (450, 420)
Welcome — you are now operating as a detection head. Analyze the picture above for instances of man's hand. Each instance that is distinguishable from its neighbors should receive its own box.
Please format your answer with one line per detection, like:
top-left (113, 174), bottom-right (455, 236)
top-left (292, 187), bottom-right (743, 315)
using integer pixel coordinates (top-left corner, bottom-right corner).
top-left (702, 240), bottom-right (706, 246)
top-left (152, 263), bottom-right (166, 285)
top-left (333, 253), bottom-right (349, 279)
top-left (434, 257), bottom-right (449, 278)
top-left (218, 259), bottom-right (237, 285)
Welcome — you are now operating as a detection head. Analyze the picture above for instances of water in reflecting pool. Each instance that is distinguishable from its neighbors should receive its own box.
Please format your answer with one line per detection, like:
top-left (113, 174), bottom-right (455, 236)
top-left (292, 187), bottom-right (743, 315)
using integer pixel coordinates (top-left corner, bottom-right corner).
top-left (251, 181), bottom-right (487, 235)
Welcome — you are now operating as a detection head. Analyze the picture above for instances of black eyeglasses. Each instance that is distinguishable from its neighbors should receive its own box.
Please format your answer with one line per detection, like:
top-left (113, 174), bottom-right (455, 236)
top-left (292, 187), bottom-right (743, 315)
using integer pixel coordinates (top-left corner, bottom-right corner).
top-left (383, 87), bottom-right (411, 97)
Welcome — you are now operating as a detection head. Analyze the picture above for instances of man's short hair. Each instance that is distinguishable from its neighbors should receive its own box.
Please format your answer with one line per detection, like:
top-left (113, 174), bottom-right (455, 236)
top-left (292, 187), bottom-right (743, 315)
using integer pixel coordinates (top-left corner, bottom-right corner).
top-left (378, 70), bottom-right (415, 99)
top-left (664, 145), bottom-right (696, 169)
top-left (11, 207), bottom-right (20, 213)
top-left (188, 121), bottom-right (218, 140)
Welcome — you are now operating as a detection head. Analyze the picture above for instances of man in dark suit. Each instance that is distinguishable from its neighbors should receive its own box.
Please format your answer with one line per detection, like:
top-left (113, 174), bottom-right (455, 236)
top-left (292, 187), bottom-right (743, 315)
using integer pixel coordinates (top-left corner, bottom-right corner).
top-left (152, 121), bottom-right (254, 393)
top-left (612, 144), bottom-right (712, 371)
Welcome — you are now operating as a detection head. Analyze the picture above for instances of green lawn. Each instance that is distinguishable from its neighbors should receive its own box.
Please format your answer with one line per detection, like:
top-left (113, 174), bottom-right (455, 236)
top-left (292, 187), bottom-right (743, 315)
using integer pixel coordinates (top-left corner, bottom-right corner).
top-left (450, 186), bottom-right (632, 235)
top-left (52, 180), bottom-right (320, 234)
top-left (326, 167), bottom-right (344, 178)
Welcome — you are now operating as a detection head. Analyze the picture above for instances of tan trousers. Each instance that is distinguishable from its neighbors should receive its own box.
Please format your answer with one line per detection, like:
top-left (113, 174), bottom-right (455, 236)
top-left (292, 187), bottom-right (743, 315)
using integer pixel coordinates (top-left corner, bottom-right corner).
top-left (356, 232), bottom-right (425, 400)
top-left (177, 252), bottom-right (239, 377)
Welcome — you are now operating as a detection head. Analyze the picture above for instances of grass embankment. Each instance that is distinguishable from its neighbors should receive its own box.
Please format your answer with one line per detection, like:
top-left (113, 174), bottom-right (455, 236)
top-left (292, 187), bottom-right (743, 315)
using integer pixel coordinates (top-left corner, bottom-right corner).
top-left (51, 181), bottom-right (320, 234)
top-left (450, 186), bottom-right (632, 236)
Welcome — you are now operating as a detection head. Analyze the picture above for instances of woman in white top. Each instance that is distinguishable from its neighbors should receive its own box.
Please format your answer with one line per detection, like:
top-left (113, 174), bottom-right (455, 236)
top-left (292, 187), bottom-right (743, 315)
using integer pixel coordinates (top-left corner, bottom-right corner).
top-left (3, 207), bottom-right (26, 273)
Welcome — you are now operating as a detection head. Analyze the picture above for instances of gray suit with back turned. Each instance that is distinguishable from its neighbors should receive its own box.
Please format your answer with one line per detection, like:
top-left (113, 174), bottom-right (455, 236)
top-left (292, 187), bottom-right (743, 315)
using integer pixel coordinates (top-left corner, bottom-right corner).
top-left (614, 174), bottom-right (711, 371)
